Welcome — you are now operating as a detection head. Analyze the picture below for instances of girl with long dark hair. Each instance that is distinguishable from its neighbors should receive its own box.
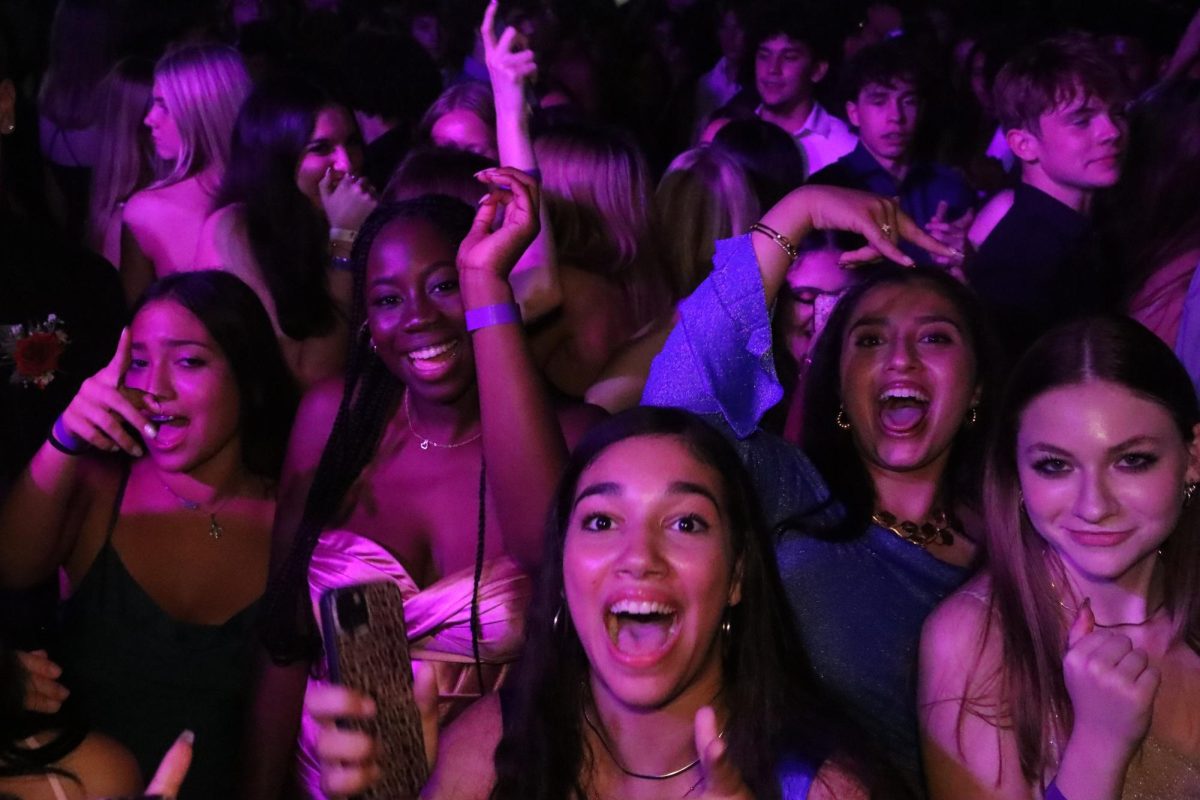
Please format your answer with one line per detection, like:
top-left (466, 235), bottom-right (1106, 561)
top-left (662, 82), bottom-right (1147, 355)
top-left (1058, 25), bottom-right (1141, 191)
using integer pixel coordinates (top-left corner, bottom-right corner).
top-left (920, 316), bottom-right (1200, 799)
top-left (194, 74), bottom-right (377, 389)
top-left (243, 170), bottom-right (600, 799)
top-left (308, 406), bottom-right (888, 799)
top-left (0, 271), bottom-right (298, 799)
top-left (643, 183), bottom-right (990, 796)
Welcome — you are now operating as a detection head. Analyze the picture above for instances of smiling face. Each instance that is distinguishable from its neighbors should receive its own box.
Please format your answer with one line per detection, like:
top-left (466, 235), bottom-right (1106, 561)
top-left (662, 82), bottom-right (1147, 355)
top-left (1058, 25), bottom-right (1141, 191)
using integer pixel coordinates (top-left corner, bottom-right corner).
top-left (563, 435), bottom-right (741, 712)
top-left (839, 281), bottom-right (978, 478)
top-left (755, 34), bottom-right (826, 111)
top-left (1014, 91), bottom-right (1124, 196)
top-left (125, 300), bottom-right (242, 474)
top-left (144, 78), bottom-right (182, 161)
top-left (847, 79), bottom-right (920, 165)
top-left (1017, 380), bottom-right (1199, 586)
top-left (365, 216), bottom-right (474, 404)
top-left (295, 105), bottom-right (365, 207)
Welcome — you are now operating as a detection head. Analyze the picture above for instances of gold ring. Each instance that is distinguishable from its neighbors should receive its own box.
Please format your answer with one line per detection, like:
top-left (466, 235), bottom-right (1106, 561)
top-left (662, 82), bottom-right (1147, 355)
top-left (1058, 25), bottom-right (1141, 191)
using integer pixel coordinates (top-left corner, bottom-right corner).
top-left (880, 223), bottom-right (893, 237)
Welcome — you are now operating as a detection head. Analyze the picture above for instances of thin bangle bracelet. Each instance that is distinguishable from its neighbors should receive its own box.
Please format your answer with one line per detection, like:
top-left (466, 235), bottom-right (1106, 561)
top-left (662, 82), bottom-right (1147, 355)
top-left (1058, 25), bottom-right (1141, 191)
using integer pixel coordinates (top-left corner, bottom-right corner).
top-left (749, 222), bottom-right (798, 260)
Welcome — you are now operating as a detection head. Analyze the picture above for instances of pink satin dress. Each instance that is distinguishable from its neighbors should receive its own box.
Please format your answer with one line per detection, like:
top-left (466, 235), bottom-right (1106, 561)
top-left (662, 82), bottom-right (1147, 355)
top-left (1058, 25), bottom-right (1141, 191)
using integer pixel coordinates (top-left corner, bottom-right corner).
top-left (296, 528), bottom-right (531, 799)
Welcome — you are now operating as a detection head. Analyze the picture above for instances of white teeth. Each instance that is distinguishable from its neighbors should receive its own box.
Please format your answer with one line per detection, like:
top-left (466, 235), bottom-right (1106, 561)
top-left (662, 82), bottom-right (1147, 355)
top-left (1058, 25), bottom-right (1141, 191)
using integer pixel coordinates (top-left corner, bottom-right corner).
top-left (608, 599), bottom-right (676, 616)
top-left (408, 340), bottom-right (457, 360)
top-left (879, 388), bottom-right (929, 403)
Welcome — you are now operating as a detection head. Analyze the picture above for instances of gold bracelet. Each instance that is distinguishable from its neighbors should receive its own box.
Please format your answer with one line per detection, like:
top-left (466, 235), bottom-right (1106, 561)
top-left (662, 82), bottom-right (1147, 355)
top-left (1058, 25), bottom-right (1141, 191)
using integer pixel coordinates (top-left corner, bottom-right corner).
top-left (749, 222), bottom-right (798, 260)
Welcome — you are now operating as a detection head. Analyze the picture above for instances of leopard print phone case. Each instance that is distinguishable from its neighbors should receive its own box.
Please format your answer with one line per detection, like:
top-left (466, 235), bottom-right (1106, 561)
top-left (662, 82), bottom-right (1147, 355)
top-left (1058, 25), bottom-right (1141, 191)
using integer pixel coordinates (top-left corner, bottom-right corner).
top-left (320, 581), bottom-right (429, 799)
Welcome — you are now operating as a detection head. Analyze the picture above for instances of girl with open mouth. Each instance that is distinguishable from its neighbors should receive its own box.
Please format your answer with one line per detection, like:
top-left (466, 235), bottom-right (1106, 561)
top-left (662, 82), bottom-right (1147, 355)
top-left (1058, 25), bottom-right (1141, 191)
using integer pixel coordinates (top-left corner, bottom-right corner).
top-left (643, 183), bottom-right (994, 796)
top-left (307, 407), bottom-right (895, 799)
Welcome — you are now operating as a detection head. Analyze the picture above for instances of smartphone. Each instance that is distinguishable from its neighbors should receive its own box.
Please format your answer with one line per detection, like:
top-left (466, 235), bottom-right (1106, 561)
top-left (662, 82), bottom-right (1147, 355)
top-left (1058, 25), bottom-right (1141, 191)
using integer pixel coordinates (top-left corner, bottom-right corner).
top-left (320, 582), bottom-right (428, 799)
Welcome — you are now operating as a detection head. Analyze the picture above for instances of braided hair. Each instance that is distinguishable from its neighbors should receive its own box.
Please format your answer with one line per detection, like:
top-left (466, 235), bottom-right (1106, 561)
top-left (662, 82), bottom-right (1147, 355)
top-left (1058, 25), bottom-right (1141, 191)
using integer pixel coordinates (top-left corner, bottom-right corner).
top-left (262, 195), bottom-right (477, 664)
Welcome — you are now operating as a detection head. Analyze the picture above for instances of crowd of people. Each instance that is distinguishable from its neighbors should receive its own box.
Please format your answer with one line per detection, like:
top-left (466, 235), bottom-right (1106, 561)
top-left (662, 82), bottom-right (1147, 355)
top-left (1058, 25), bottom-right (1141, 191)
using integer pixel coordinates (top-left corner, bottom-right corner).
top-left (0, 0), bottom-right (1198, 798)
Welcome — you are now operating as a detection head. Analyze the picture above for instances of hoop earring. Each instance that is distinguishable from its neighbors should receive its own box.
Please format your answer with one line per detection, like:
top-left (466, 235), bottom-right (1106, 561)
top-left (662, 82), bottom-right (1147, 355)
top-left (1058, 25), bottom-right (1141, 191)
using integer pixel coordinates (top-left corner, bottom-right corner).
top-left (835, 407), bottom-right (851, 430)
top-left (967, 406), bottom-right (978, 427)
top-left (1185, 482), bottom-right (1197, 507)
top-left (553, 603), bottom-right (567, 635)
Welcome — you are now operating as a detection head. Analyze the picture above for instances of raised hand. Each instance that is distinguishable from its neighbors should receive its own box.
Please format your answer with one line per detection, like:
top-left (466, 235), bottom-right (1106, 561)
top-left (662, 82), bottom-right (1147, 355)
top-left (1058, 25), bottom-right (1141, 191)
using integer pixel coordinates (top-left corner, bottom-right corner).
top-left (457, 167), bottom-right (541, 281)
top-left (693, 706), bottom-right (754, 800)
top-left (310, 662), bottom-right (439, 799)
top-left (319, 167), bottom-right (378, 234)
top-left (797, 186), bottom-right (958, 267)
top-left (481, 0), bottom-right (538, 112)
top-left (18, 649), bottom-right (69, 714)
top-left (60, 327), bottom-right (152, 456)
top-left (1063, 600), bottom-right (1160, 757)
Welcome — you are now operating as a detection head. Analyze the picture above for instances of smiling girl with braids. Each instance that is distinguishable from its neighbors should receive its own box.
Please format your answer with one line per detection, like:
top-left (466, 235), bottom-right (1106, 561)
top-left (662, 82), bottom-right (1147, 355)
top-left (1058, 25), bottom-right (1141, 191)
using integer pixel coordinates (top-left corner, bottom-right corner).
top-left (244, 170), bottom-right (601, 799)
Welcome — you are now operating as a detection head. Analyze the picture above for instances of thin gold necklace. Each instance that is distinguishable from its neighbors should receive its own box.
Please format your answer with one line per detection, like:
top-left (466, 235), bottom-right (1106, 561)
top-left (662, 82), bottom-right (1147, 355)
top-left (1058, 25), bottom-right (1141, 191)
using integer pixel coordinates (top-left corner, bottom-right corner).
top-left (157, 474), bottom-right (231, 541)
top-left (581, 705), bottom-right (702, 781)
top-left (1047, 576), bottom-right (1167, 628)
top-left (404, 392), bottom-right (482, 451)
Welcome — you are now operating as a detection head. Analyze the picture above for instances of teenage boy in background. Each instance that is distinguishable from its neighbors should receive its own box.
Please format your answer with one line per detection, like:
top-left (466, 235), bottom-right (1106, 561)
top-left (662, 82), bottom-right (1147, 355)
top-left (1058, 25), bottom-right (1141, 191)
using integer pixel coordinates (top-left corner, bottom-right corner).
top-left (808, 38), bottom-right (975, 268)
top-left (750, 6), bottom-right (857, 177)
top-left (966, 34), bottom-right (1126, 357)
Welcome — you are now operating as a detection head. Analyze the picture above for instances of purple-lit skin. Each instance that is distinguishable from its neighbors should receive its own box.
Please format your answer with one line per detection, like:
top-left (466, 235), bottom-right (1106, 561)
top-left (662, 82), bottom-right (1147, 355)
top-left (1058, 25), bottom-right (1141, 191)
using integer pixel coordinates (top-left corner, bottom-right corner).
top-left (144, 79), bottom-right (182, 161)
top-left (846, 80), bottom-right (920, 175)
top-left (430, 110), bottom-right (498, 160)
top-left (755, 35), bottom-right (825, 114)
top-left (296, 106), bottom-right (366, 207)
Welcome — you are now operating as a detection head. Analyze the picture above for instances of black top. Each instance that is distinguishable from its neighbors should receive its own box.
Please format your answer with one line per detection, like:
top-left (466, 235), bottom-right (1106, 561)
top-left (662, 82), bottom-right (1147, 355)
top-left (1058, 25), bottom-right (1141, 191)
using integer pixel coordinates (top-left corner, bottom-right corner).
top-left (965, 183), bottom-right (1100, 358)
top-left (58, 471), bottom-right (260, 799)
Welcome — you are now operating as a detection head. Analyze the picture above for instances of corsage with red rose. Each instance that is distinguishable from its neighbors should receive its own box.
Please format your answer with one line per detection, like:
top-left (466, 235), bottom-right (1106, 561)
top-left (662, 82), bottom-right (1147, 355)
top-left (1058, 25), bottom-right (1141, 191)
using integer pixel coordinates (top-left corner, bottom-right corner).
top-left (2, 314), bottom-right (70, 389)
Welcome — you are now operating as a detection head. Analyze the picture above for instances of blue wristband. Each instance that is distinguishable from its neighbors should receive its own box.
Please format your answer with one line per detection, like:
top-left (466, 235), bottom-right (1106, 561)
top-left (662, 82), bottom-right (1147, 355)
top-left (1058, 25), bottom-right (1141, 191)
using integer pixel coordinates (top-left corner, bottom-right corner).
top-left (465, 302), bottom-right (522, 332)
top-left (1045, 781), bottom-right (1069, 800)
top-left (49, 414), bottom-right (90, 455)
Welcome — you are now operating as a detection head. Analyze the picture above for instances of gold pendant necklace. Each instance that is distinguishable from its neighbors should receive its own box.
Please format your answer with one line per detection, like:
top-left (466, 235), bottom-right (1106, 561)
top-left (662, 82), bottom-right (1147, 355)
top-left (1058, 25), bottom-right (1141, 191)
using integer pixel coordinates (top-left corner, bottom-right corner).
top-left (872, 508), bottom-right (958, 547)
top-left (158, 475), bottom-right (228, 541)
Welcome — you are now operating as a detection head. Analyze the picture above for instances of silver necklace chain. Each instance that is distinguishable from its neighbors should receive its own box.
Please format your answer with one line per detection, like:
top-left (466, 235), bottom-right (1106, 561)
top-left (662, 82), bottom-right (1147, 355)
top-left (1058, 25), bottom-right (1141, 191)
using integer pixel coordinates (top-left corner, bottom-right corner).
top-left (404, 392), bottom-right (482, 451)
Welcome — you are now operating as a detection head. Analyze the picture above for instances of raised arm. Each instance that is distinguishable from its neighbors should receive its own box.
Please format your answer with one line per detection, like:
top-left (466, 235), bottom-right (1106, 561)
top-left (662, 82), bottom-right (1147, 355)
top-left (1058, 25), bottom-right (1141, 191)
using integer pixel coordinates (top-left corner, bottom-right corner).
top-left (0, 329), bottom-right (150, 588)
top-left (481, 0), bottom-right (561, 320)
top-left (458, 167), bottom-right (568, 572)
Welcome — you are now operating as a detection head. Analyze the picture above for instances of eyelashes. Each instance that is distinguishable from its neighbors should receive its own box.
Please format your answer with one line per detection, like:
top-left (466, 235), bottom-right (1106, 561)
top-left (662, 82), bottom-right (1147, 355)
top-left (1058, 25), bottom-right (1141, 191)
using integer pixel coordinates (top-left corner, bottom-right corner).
top-left (1028, 451), bottom-right (1161, 476)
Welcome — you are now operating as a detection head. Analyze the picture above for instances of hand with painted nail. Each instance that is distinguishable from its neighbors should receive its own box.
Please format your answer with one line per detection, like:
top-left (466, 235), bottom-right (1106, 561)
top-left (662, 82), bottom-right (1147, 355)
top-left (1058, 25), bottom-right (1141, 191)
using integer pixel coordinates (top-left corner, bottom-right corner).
top-left (60, 328), bottom-right (152, 456)
top-left (482, 0), bottom-right (538, 113)
top-left (924, 201), bottom-right (973, 269)
top-left (143, 729), bottom-right (194, 798)
top-left (18, 649), bottom-right (70, 714)
top-left (458, 167), bottom-right (541, 281)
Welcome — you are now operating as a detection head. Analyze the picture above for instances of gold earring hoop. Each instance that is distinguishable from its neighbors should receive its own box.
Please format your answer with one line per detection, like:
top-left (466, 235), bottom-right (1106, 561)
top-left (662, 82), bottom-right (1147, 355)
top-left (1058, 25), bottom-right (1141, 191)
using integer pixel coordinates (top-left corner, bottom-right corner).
top-left (835, 407), bottom-right (851, 430)
top-left (1185, 482), bottom-right (1197, 507)
top-left (967, 406), bottom-right (978, 427)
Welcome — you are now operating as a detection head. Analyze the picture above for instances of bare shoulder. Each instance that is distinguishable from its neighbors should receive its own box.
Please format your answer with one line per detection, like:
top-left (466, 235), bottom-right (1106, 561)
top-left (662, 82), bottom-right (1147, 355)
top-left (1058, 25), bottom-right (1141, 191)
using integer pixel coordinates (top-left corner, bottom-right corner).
top-left (63, 731), bottom-right (144, 797)
top-left (288, 378), bottom-right (348, 471)
top-left (968, 190), bottom-right (1015, 250)
top-left (808, 759), bottom-right (869, 800)
top-left (422, 693), bottom-right (502, 800)
top-left (922, 576), bottom-right (994, 666)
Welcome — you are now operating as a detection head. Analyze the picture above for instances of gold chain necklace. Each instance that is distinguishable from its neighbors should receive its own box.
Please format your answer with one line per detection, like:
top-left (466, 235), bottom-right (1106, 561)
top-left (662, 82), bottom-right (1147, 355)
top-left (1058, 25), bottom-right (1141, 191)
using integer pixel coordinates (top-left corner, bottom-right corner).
top-left (157, 474), bottom-right (231, 541)
top-left (581, 706), bottom-right (702, 781)
top-left (404, 392), bottom-right (482, 451)
top-left (872, 508), bottom-right (958, 548)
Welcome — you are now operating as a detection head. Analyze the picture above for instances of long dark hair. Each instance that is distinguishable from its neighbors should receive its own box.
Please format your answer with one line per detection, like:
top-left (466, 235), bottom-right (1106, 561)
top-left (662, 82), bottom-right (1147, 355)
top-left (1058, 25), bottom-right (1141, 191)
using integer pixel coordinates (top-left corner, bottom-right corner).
top-left (262, 196), bottom-right (475, 663)
top-left (214, 75), bottom-right (342, 341)
top-left (800, 265), bottom-right (998, 539)
top-left (976, 315), bottom-right (1200, 785)
top-left (0, 644), bottom-right (84, 787)
top-left (133, 270), bottom-right (299, 479)
top-left (491, 407), bottom-right (886, 800)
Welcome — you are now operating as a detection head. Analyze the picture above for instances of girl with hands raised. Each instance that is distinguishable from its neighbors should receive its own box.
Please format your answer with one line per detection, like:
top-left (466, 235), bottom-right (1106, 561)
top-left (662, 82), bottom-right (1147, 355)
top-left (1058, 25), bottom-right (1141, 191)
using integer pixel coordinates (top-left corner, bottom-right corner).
top-left (0, 272), bottom-right (297, 799)
top-left (919, 316), bottom-right (1200, 800)
top-left (247, 170), bottom-right (600, 799)
top-left (308, 408), bottom-right (878, 800)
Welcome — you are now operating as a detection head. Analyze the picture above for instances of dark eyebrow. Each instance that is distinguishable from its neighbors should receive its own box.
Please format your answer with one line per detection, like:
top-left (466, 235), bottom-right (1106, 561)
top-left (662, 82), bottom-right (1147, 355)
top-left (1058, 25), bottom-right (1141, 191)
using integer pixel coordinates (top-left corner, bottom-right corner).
top-left (573, 482), bottom-right (621, 509)
top-left (667, 481), bottom-right (720, 507)
top-left (848, 314), bottom-right (963, 332)
top-left (1026, 435), bottom-right (1163, 457)
top-left (131, 339), bottom-right (212, 349)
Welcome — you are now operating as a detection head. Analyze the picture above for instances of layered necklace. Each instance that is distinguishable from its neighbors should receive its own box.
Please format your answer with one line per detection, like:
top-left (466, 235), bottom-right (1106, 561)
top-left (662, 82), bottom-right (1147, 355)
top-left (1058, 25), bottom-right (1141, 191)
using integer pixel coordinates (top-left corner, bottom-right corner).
top-left (404, 392), bottom-right (482, 451)
top-left (872, 508), bottom-right (960, 547)
top-left (157, 474), bottom-right (232, 541)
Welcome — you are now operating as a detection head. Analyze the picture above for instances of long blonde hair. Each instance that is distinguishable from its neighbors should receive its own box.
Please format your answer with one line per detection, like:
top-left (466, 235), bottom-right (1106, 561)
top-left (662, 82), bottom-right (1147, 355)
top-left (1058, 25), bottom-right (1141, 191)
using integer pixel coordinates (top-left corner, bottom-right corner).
top-left (656, 146), bottom-right (758, 300)
top-left (534, 123), bottom-right (668, 327)
top-left (151, 43), bottom-right (250, 187)
top-left (88, 57), bottom-right (162, 249)
top-left (974, 316), bottom-right (1200, 785)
